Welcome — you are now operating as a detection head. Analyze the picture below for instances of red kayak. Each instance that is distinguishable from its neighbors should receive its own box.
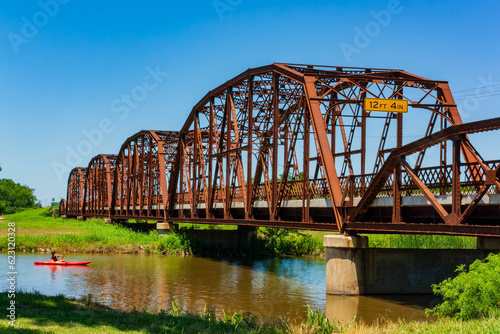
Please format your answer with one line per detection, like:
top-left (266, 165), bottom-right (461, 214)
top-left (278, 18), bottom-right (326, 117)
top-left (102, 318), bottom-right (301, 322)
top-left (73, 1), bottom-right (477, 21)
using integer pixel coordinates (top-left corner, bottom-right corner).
top-left (34, 260), bottom-right (92, 266)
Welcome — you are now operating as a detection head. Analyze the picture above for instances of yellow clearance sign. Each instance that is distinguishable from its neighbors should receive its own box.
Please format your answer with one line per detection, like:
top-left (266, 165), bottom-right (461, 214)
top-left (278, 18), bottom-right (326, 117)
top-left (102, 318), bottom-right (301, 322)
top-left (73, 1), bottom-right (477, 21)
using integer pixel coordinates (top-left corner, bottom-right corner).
top-left (364, 98), bottom-right (408, 113)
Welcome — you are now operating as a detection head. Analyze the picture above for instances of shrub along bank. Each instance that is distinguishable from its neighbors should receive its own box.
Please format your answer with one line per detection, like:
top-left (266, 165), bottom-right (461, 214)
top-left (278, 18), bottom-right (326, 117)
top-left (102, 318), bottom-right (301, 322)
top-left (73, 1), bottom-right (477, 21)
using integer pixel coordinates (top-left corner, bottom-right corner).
top-left (429, 252), bottom-right (500, 320)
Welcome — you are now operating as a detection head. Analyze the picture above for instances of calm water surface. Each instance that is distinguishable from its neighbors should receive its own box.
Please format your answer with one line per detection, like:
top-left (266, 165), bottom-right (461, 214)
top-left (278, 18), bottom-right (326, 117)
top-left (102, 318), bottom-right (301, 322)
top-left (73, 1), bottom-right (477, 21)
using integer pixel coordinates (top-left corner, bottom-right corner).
top-left (0, 253), bottom-right (435, 323)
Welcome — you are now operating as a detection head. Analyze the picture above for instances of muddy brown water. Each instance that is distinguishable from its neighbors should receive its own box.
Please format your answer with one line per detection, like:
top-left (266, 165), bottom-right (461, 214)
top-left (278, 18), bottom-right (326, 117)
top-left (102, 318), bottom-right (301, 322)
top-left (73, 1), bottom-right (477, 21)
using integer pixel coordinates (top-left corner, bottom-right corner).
top-left (0, 253), bottom-right (437, 324)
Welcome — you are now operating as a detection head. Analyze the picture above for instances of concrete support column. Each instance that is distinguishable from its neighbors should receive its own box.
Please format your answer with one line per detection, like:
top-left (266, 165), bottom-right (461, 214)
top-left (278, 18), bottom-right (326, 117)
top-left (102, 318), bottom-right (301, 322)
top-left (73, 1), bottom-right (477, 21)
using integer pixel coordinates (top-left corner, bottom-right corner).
top-left (104, 218), bottom-right (112, 223)
top-left (156, 222), bottom-right (178, 235)
top-left (324, 235), bottom-right (368, 295)
top-left (237, 225), bottom-right (258, 247)
top-left (477, 237), bottom-right (500, 251)
top-left (76, 216), bottom-right (84, 220)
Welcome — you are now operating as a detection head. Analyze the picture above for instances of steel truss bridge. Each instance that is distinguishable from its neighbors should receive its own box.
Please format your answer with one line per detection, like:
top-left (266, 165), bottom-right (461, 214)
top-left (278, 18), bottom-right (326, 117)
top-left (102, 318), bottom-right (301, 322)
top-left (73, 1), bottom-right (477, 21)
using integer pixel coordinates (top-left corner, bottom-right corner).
top-left (60, 63), bottom-right (500, 237)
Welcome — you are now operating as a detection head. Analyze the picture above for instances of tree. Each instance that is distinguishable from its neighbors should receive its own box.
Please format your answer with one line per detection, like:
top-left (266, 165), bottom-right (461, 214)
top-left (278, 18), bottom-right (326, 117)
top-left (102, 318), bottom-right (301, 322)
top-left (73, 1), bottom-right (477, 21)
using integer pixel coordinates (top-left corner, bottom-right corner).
top-left (0, 178), bottom-right (36, 214)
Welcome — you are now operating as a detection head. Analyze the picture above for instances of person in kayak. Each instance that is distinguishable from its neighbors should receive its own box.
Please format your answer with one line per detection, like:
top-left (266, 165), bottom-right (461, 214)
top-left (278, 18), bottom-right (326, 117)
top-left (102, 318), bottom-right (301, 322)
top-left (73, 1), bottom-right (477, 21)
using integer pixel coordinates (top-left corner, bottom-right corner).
top-left (50, 250), bottom-right (64, 261)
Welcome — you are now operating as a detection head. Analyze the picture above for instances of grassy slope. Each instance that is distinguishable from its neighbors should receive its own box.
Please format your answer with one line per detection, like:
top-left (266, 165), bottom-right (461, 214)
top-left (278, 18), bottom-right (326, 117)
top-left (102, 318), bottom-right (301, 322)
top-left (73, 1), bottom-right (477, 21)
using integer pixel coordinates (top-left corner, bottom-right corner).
top-left (1, 292), bottom-right (499, 334)
top-left (0, 208), bottom-right (191, 254)
top-left (307, 231), bottom-right (477, 249)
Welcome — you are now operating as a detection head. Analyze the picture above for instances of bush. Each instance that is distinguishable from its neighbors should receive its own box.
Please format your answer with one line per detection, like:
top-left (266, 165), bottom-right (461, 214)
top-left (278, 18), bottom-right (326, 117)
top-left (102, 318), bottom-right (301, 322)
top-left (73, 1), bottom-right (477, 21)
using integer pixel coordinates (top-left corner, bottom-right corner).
top-left (429, 253), bottom-right (500, 319)
top-left (260, 227), bottom-right (323, 256)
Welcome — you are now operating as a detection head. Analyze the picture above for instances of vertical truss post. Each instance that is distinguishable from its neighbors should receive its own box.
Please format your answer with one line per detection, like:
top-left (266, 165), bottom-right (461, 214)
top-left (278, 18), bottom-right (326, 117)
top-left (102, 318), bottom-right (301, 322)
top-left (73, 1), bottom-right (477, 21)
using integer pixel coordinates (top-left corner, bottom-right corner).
top-left (246, 77), bottom-right (254, 220)
top-left (225, 88), bottom-right (232, 219)
top-left (208, 99), bottom-right (214, 218)
top-left (452, 138), bottom-right (462, 217)
top-left (158, 141), bottom-right (169, 219)
top-left (360, 84), bottom-right (367, 178)
top-left (392, 112), bottom-right (403, 223)
top-left (440, 116), bottom-right (447, 195)
top-left (147, 138), bottom-right (153, 217)
top-left (348, 175), bottom-right (355, 206)
top-left (79, 170), bottom-right (85, 216)
top-left (106, 161), bottom-right (113, 218)
top-left (272, 73), bottom-right (279, 220)
top-left (138, 139), bottom-right (144, 217)
top-left (192, 116), bottom-right (199, 218)
top-left (303, 105), bottom-right (310, 223)
top-left (179, 138), bottom-right (185, 219)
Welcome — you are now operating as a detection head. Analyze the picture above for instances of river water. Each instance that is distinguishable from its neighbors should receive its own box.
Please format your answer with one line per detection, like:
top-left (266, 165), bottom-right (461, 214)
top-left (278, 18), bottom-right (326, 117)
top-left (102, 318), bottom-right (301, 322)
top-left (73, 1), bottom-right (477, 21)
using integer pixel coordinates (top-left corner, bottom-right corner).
top-left (0, 253), bottom-right (437, 324)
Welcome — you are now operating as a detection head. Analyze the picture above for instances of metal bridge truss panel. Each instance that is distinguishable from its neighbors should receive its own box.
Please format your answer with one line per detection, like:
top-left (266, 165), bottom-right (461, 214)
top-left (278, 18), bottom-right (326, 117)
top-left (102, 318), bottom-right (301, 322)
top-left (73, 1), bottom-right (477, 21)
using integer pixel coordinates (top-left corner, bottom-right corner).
top-left (59, 199), bottom-right (66, 216)
top-left (83, 154), bottom-right (117, 217)
top-left (348, 117), bottom-right (500, 236)
top-left (112, 130), bottom-right (179, 219)
top-left (167, 63), bottom-right (496, 235)
top-left (66, 167), bottom-right (87, 217)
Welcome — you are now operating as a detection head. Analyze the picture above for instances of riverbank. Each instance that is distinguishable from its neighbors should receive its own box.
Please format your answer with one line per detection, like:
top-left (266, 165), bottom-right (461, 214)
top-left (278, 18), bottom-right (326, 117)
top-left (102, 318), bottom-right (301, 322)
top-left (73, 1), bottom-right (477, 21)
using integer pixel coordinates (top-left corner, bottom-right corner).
top-left (0, 208), bottom-right (191, 255)
top-left (1, 291), bottom-right (499, 333)
top-left (0, 208), bottom-right (478, 257)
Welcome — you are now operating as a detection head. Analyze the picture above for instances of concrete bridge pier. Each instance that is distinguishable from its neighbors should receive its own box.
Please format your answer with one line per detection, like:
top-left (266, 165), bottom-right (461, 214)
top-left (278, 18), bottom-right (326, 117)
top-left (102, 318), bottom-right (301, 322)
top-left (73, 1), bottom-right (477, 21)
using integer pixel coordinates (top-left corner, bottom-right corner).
top-left (325, 234), bottom-right (500, 295)
top-left (477, 237), bottom-right (500, 250)
top-left (156, 222), bottom-right (179, 235)
top-left (324, 235), bottom-right (368, 295)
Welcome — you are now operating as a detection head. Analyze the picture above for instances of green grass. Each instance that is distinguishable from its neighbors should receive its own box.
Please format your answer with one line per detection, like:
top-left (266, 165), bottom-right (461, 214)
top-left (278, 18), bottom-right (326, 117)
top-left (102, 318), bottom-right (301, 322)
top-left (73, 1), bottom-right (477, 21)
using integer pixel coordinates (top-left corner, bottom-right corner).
top-left (0, 208), bottom-right (191, 254)
top-left (367, 234), bottom-right (477, 249)
top-left (0, 291), bottom-right (280, 333)
top-left (1, 291), bottom-right (499, 334)
top-left (178, 223), bottom-right (238, 230)
top-left (307, 231), bottom-right (476, 250)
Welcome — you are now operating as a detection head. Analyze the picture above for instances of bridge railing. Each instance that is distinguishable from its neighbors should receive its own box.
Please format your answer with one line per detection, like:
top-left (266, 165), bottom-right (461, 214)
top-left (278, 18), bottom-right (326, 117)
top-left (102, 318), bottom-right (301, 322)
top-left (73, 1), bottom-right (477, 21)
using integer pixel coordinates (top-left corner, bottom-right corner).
top-left (113, 160), bottom-right (500, 210)
top-left (341, 160), bottom-right (500, 202)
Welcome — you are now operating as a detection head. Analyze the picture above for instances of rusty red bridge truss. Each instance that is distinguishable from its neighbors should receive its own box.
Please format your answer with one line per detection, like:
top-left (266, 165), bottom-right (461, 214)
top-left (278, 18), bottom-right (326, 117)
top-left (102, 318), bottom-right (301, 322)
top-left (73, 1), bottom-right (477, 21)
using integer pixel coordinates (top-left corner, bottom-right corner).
top-left (61, 63), bottom-right (500, 237)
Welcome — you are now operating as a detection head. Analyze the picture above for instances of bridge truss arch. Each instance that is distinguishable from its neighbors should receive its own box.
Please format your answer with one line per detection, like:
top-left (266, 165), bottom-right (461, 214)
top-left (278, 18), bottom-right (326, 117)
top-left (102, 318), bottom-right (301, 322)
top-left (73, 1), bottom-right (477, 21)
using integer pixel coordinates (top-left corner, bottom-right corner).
top-left (84, 154), bottom-right (117, 217)
top-left (59, 199), bottom-right (66, 216)
top-left (112, 130), bottom-right (179, 219)
top-left (66, 167), bottom-right (87, 217)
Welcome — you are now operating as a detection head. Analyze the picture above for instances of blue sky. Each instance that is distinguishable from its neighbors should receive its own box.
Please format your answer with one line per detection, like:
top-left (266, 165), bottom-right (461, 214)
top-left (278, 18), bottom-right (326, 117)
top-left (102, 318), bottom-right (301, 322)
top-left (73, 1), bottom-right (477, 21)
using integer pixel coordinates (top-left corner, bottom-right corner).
top-left (1, 0), bottom-right (499, 205)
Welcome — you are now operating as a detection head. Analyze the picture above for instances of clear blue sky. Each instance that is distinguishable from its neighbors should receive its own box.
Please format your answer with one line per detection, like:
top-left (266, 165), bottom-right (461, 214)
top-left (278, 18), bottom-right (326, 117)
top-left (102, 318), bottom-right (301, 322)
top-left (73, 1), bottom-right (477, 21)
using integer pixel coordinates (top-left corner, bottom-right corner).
top-left (1, 0), bottom-right (499, 205)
